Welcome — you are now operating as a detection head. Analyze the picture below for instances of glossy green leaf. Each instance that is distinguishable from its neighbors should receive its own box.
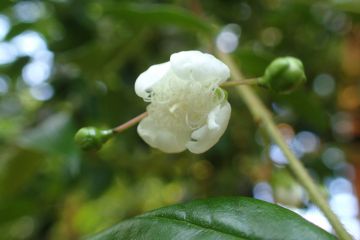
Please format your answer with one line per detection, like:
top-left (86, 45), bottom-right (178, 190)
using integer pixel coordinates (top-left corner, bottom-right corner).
top-left (104, 3), bottom-right (215, 34)
top-left (88, 197), bottom-right (336, 240)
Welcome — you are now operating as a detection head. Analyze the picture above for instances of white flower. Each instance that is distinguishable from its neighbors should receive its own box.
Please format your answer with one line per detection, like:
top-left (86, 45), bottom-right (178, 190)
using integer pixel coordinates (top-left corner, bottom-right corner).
top-left (135, 50), bottom-right (231, 154)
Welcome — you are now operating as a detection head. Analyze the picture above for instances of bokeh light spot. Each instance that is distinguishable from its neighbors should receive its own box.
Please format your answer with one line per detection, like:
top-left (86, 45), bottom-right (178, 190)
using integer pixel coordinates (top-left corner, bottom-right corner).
top-left (216, 24), bottom-right (241, 53)
top-left (331, 112), bottom-right (354, 141)
top-left (322, 147), bottom-right (346, 170)
top-left (270, 145), bottom-right (288, 165)
top-left (30, 83), bottom-right (54, 101)
top-left (330, 193), bottom-right (358, 217)
top-left (253, 182), bottom-right (274, 203)
top-left (239, 2), bottom-right (252, 20)
top-left (22, 61), bottom-right (51, 86)
top-left (294, 131), bottom-right (320, 154)
top-left (12, 31), bottom-right (47, 57)
top-left (0, 42), bottom-right (17, 64)
top-left (261, 27), bottom-right (283, 47)
top-left (0, 15), bottom-right (10, 40)
top-left (0, 75), bottom-right (9, 94)
top-left (13, 1), bottom-right (45, 23)
top-left (313, 73), bottom-right (335, 97)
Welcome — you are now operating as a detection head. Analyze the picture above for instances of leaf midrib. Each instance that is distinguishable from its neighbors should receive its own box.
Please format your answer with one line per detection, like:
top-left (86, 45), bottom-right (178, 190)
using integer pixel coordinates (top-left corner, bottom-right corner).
top-left (139, 215), bottom-right (256, 240)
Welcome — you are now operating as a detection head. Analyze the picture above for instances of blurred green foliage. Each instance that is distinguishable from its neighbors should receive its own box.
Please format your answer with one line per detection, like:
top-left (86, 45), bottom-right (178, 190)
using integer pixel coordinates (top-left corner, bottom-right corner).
top-left (0, 0), bottom-right (359, 239)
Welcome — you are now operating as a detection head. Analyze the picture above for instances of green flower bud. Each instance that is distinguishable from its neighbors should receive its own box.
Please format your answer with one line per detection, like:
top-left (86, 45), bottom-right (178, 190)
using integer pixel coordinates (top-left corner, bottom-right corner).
top-left (259, 57), bottom-right (306, 93)
top-left (74, 127), bottom-right (114, 151)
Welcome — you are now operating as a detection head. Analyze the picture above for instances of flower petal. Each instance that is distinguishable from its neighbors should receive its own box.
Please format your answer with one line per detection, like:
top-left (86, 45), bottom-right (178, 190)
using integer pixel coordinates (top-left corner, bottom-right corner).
top-left (137, 116), bottom-right (189, 153)
top-left (170, 50), bottom-right (230, 84)
top-left (135, 62), bottom-right (170, 100)
top-left (185, 102), bottom-right (231, 154)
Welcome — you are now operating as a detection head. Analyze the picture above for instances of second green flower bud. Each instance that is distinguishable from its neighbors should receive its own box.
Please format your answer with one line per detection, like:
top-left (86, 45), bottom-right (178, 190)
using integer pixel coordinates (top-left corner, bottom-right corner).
top-left (74, 127), bottom-right (114, 151)
top-left (259, 57), bottom-right (306, 93)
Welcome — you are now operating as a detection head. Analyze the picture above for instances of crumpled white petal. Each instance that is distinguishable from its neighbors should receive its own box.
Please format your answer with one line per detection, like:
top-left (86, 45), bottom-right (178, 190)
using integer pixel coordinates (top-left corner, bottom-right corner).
top-left (185, 102), bottom-right (231, 154)
top-left (137, 116), bottom-right (190, 153)
top-left (135, 62), bottom-right (170, 100)
top-left (135, 50), bottom-right (231, 154)
top-left (170, 51), bottom-right (230, 84)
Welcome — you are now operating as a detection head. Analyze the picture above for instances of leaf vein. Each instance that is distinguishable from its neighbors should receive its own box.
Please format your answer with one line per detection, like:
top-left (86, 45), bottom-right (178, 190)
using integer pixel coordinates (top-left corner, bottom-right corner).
top-left (140, 215), bottom-right (252, 240)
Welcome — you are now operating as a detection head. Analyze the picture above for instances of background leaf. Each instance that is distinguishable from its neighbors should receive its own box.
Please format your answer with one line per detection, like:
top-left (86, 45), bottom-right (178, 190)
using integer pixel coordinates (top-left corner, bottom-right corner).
top-left (104, 3), bottom-right (215, 34)
top-left (0, 148), bottom-right (44, 197)
top-left (332, 0), bottom-right (360, 14)
top-left (89, 197), bottom-right (336, 240)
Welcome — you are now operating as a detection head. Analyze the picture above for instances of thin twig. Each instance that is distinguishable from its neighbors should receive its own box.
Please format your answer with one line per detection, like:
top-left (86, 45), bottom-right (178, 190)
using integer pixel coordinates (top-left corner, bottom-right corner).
top-left (217, 50), bottom-right (352, 240)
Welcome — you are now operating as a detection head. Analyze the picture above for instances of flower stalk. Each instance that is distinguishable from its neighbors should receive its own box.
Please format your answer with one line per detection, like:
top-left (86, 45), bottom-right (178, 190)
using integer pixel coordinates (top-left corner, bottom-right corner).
top-left (74, 112), bottom-right (148, 151)
top-left (113, 112), bottom-right (148, 133)
top-left (216, 50), bottom-right (352, 240)
top-left (220, 78), bottom-right (259, 88)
